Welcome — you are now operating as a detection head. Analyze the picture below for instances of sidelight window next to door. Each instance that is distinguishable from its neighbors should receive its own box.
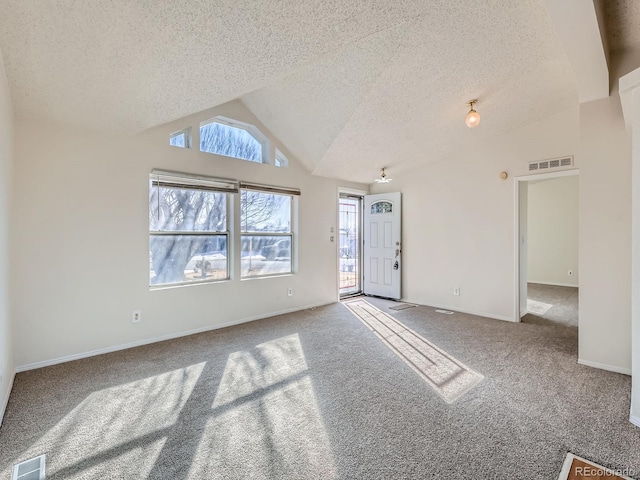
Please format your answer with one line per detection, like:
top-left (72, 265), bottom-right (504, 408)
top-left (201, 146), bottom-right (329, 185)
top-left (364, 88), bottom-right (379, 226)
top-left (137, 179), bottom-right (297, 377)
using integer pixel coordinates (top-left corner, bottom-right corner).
top-left (339, 195), bottom-right (362, 297)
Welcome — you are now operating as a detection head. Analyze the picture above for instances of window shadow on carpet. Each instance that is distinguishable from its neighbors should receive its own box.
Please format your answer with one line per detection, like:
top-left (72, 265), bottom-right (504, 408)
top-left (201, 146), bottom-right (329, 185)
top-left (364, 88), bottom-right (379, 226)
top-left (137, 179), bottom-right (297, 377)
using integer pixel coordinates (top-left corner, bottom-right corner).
top-left (343, 299), bottom-right (484, 403)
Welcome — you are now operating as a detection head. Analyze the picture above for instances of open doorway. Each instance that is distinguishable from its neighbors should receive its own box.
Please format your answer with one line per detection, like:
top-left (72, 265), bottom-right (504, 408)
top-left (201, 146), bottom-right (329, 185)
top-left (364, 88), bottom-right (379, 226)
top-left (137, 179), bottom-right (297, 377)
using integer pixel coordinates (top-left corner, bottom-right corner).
top-left (339, 194), bottom-right (362, 297)
top-left (516, 170), bottom-right (579, 327)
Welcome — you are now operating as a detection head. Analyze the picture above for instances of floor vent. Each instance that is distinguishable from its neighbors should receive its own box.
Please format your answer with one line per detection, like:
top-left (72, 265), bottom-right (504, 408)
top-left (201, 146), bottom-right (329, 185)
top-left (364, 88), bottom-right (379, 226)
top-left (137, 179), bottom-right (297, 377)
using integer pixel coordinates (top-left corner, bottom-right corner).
top-left (388, 303), bottom-right (418, 311)
top-left (12, 455), bottom-right (45, 480)
top-left (435, 309), bottom-right (454, 315)
top-left (528, 156), bottom-right (573, 172)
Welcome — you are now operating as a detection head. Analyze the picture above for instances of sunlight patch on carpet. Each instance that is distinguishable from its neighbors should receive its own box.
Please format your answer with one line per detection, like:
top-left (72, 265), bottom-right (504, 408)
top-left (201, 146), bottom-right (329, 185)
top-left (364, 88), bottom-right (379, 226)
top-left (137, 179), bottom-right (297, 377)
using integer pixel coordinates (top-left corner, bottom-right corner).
top-left (201, 334), bottom-right (337, 479)
top-left (32, 362), bottom-right (206, 478)
top-left (343, 299), bottom-right (484, 403)
top-left (527, 298), bottom-right (553, 315)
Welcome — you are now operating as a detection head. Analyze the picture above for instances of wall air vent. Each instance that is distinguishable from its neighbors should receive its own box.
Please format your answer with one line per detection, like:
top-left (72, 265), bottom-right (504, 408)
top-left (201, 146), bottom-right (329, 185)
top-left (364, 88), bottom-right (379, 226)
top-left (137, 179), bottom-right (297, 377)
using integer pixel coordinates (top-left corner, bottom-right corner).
top-left (12, 455), bottom-right (45, 480)
top-left (528, 156), bottom-right (573, 172)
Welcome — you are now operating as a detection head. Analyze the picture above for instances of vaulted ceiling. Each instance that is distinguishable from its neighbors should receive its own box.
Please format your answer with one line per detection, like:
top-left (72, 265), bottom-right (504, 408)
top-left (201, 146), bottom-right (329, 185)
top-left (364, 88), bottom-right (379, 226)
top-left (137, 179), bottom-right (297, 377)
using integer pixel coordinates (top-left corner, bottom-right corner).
top-left (0, 0), bottom-right (637, 184)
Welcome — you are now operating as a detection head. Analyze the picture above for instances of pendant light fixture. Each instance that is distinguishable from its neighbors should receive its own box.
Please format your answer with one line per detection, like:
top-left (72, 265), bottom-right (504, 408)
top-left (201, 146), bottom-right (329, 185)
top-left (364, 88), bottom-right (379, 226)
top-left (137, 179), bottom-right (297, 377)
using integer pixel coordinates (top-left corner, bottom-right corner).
top-left (374, 167), bottom-right (392, 184)
top-left (465, 99), bottom-right (480, 128)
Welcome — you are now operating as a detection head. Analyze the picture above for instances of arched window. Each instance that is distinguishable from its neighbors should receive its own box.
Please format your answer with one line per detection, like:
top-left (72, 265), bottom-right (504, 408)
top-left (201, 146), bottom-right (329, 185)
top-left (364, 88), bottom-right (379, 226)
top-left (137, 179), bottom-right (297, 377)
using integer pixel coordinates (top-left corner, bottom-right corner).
top-left (200, 116), bottom-right (269, 164)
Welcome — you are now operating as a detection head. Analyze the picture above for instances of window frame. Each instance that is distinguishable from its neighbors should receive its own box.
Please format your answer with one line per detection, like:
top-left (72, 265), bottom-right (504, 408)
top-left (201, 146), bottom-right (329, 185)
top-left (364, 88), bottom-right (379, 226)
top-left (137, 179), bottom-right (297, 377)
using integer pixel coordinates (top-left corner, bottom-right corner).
top-left (240, 188), bottom-right (294, 279)
top-left (149, 170), bottom-right (237, 288)
top-left (199, 116), bottom-right (270, 164)
top-left (169, 127), bottom-right (192, 149)
top-left (274, 148), bottom-right (289, 168)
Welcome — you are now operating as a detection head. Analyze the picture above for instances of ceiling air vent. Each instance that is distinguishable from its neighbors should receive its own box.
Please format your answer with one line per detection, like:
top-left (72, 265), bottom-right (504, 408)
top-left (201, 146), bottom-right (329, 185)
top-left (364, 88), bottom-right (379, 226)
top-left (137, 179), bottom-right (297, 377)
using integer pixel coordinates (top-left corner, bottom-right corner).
top-left (12, 455), bottom-right (45, 480)
top-left (528, 156), bottom-right (573, 172)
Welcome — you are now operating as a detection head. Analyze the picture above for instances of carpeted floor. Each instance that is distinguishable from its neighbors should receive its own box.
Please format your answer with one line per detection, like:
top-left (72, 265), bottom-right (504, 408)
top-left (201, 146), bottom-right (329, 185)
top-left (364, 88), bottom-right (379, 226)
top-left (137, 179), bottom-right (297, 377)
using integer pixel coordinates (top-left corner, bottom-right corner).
top-left (1, 299), bottom-right (638, 479)
top-left (522, 282), bottom-right (579, 328)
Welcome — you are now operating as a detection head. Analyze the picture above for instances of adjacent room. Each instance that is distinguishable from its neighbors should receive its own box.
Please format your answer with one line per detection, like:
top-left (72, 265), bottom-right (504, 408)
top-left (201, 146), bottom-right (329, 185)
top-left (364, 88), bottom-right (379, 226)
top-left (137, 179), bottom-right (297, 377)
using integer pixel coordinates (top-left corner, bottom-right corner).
top-left (1, 1), bottom-right (640, 479)
top-left (521, 173), bottom-right (580, 328)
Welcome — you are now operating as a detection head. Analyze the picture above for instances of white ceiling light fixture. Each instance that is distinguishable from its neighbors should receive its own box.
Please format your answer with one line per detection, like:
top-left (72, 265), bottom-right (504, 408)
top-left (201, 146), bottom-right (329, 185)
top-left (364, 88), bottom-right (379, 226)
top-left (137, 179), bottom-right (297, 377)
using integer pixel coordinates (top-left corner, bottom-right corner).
top-left (374, 167), bottom-right (393, 184)
top-left (465, 99), bottom-right (481, 128)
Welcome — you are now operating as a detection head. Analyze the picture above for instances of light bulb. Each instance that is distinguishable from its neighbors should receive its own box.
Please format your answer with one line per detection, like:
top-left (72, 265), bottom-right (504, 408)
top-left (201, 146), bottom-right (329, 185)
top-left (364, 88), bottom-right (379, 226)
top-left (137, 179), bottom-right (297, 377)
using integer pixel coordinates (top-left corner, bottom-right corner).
top-left (465, 109), bottom-right (480, 128)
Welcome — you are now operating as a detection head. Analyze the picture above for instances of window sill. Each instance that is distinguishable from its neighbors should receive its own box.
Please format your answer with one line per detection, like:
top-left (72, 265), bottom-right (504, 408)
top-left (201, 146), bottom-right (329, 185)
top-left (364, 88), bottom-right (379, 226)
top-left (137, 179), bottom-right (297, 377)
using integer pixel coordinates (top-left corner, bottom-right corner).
top-left (240, 273), bottom-right (294, 281)
top-left (150, 278), bottom-right (231, 291)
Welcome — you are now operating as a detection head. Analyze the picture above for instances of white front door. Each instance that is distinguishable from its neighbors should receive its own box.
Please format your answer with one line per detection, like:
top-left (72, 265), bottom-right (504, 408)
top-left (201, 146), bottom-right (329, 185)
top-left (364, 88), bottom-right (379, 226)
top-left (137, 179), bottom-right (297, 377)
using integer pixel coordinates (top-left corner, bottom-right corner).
top-left (363, 192), bottom-right (401, 299)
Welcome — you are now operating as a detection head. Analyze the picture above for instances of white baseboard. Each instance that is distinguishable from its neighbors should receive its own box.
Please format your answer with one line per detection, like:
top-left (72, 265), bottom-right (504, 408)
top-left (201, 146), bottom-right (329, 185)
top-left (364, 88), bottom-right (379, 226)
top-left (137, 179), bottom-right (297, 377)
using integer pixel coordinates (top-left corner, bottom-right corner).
top-left (630, 413), bottom-right (640, 428)
top-left (528, 280), bottom-right (578, 288)
top-left (578, 358), bottom-right (631, 376)
top-left (16, 301), bottom-right (333, 373)
top-left (0, 371), bottom-right (15, 427)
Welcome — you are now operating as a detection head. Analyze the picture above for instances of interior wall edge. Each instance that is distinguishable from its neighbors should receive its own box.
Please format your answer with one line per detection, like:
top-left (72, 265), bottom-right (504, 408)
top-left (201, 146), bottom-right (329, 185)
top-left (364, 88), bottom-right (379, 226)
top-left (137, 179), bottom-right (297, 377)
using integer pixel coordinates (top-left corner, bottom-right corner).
top-left (407, 301), bottom-right (517, 323)
top-left (0, 371), bottom-right (15, 427)
top-left (577, 358), bottom-right (631, 376)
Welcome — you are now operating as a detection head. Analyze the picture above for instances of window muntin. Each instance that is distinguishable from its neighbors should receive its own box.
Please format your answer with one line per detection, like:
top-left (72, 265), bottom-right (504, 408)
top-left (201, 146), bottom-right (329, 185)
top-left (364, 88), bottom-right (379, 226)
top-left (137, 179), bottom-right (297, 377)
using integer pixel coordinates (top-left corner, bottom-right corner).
top-left (371, 201), bottom-right (393, 214)
top-left (170, 128), bottom-right (191, 148)
top-left (241, 190), bottom-right (292, 277)
top-left (200, 117), bottom-right (268, 164)
top-left (149, 180), bottom-right (230, 286)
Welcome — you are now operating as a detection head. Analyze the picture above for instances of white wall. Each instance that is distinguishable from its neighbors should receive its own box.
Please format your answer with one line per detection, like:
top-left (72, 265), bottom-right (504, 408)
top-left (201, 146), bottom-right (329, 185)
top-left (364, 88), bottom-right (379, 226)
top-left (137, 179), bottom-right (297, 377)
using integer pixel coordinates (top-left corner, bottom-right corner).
top-left (619, 65), bottom-right (640, 425)
top-left (11, 100), bottom-right (366, 369)
top-left (371, 107), bottom-right (580, 322)
top-left (371, 98), bottom-right (632, 374)
top-left (371, 99), bottom-right (632, 374)
top-left (527, 176), bottom-right (579, 287)
top-left (579, 94), bottom-right (632, 374)
top-left (0, 50), bottom-right (14, 422)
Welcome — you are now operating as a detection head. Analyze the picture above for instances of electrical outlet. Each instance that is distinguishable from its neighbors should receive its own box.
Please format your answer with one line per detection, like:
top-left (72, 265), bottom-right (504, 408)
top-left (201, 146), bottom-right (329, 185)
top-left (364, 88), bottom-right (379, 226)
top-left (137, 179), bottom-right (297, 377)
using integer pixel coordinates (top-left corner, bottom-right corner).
top-left (288, 287), bottom-right (293, 297)
top-left (132, 310), bottom-right (141, 323)
top-left (568, 270), bottom-right (573, 277)
top-left (453, 287), bottom-right (460, 296)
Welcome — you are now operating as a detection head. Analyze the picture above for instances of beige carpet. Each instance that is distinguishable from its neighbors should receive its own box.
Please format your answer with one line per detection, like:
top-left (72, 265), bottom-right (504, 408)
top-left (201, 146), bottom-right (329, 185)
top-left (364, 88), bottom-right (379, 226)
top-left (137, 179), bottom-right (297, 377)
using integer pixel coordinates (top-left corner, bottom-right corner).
top-left (1, 300), bottom-right (638, 479)
top-left (523, 282), bottom-right (578, 328)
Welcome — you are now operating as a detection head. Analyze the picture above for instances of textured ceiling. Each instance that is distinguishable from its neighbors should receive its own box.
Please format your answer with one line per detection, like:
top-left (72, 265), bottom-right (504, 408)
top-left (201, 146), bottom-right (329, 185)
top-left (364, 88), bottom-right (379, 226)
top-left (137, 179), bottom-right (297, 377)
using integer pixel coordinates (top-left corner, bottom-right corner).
top-left (0, 0), bottom-right (589, 183)
top-left (603, 0), bottom-right (640, 53)
top-left (243, 0), bottom-right (577, 180)
top-left (0, 0), bottom-right (426, 133)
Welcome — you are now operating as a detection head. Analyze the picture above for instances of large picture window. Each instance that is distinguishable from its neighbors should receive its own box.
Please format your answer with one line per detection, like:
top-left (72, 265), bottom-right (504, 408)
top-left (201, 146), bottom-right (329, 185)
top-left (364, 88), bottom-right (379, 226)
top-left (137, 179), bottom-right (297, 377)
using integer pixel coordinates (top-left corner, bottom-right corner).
top-left (149, 171), bottom-right (237, 287)
top-left (240, 185), bottom-right (298, 278)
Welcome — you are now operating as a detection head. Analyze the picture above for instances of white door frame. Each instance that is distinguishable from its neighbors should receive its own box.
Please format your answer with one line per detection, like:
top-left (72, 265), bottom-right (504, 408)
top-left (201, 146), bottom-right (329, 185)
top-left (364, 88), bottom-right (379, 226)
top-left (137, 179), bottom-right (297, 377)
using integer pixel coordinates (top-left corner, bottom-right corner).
top-left (513, 168), bottom-right (579, 322)
top-left (337, 187), bottom-right (368, 300)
